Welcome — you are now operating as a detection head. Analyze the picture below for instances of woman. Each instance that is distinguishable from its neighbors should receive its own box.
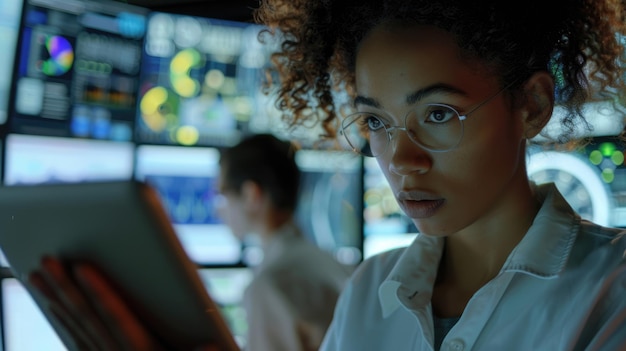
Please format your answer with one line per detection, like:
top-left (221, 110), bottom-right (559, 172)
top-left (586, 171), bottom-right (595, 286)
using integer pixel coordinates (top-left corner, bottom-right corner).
top-left (253, 0), bottom-right (626, 350)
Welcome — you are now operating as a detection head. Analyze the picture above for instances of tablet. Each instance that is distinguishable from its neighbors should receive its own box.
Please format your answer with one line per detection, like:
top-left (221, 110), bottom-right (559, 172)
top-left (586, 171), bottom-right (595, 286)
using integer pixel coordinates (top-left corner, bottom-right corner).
top-left (0, 180), bottom-right (240, 351)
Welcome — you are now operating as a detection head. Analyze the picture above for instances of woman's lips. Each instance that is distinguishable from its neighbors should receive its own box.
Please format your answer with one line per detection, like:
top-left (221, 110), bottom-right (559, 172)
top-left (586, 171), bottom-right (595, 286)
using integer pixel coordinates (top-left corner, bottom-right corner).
top-left (399, 199), bottom-right (445, 219)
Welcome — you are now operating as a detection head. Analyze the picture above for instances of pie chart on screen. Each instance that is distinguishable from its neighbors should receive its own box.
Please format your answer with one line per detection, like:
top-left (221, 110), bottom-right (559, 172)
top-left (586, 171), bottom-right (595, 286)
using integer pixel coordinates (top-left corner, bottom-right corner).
top-left (40, 35), bottom-right (74, 76)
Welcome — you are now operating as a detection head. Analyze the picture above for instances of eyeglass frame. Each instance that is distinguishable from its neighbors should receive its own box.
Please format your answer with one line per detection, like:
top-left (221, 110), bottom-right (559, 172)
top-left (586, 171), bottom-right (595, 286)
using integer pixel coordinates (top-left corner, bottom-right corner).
top-left (340, 81), bottom-right (516, 157)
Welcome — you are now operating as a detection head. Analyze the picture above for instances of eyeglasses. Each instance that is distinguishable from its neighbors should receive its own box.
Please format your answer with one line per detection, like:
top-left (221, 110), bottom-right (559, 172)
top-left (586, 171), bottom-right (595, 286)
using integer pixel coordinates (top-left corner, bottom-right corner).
top-left (340, 83), bottom-right (513, 157)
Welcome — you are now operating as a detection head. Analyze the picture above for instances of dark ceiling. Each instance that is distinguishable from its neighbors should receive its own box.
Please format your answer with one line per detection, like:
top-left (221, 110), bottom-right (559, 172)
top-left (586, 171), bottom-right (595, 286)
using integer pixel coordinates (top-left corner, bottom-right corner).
top-left (114, 0), bottom-right (259, 22)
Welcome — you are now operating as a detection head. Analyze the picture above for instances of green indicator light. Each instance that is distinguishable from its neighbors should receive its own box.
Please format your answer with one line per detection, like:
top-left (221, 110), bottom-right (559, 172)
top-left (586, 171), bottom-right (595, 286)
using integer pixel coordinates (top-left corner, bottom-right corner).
top-left (599, 142), bottom-right (616, 157)
top-left (611, 150), bottom-right (625, 165)
top-left (589, 150), bottom-right (603, 165)
top-left (602, 168), bottom-right (615, 183)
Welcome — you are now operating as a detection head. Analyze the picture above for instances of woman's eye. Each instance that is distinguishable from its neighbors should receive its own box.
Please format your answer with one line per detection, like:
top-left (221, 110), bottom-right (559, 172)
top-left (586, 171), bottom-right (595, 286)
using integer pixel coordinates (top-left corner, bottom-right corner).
top-left (425, 106), bottom-right (457, 124)
top-left (360, 114), bottom-right (385, 131)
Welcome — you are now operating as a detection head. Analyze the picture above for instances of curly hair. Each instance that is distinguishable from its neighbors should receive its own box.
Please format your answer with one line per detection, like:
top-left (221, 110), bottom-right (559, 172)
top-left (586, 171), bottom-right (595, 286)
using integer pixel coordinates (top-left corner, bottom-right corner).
top-left (254, 0), bottom-right (626, 146)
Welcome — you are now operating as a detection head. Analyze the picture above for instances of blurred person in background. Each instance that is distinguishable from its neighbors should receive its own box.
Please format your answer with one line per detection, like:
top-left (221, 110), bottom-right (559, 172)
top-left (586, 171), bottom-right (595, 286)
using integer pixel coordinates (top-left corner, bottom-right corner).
top-left (216, 133), bottom-right (352, 351)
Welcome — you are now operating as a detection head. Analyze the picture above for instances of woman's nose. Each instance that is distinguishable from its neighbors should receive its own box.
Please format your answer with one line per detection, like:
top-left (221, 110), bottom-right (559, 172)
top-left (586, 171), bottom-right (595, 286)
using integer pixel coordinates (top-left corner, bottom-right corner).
top-left (387, 131), bottom-right (432, 176)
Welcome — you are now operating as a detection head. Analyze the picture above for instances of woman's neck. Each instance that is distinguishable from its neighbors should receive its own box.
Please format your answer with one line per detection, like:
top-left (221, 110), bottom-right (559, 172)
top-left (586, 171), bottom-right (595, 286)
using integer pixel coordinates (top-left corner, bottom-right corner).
top-left (432, 180), bottom-right (540, 317)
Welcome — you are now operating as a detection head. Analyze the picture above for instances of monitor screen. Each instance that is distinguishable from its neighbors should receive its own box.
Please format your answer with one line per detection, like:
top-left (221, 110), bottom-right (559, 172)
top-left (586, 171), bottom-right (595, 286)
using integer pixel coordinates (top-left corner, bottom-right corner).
top-left (135, 12), bottom-right (276, 147)
top-left (0, 0), bottom-right (24, 125)
top-left (1, 277), bottom-right (66, 351)
top-left (197, 267), bottom-right (253, 349)
top-left (3, 133), bottom-right (134, 185)
top-left (135, 144), bottom-right (244, 266)
top-left (8, 0), bottom-right (148, 141)
top-left (293, 150), bottom-right (364, 266)
top-left (528, 135), bottom-right (626, 228)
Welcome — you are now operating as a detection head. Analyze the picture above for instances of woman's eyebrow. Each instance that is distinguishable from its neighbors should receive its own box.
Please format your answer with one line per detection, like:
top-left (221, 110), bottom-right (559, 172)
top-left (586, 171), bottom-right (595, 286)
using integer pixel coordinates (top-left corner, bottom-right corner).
top-left (353, 83), bottom-right (468, 109)
top-left (353, 95), bottom-right (380, 108)
top-left (405, 83), bottom-right (468, 105)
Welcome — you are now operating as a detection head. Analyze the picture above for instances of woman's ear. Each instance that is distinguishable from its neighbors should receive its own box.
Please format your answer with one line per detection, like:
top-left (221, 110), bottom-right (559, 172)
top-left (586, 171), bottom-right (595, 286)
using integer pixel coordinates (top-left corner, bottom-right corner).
top-left (520, 71), bottom-right (555, 139)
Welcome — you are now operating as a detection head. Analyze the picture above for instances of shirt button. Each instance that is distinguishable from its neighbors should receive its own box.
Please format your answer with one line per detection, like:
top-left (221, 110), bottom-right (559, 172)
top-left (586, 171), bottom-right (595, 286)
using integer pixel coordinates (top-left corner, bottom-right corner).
top-left (448, 339), bottom-right (465, 351)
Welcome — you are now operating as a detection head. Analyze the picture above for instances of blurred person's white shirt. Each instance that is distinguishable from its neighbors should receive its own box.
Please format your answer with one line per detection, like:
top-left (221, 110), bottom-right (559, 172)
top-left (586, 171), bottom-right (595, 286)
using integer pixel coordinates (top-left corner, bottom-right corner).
top-left (322, 183), bottom-right (626, 351)
top-left (243, 222), bottom-right (352, 351)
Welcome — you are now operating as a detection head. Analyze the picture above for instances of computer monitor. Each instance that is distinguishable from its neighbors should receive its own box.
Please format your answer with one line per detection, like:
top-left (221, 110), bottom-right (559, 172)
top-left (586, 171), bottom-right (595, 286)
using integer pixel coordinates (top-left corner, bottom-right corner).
top-left (7, 0), bottom-right (148, 141)
top-left (0, 0), bottom-right (24, 125)
top-left (3, 133), bottom-right (134, 185)
top-left (294, 149), bottom-right (364, 266)
top-left (135, 144), bottom-right (364, 267)
top-left (528, 135), bottom-right (626, 228)
top-left (134, 144), bottom-right (244, 266)
top-left (197, 267), bottom-right (253, 349)
top-left (135, 12), bottom-right (276, 147)
top-left (1, 277), bottom-right (66, 351)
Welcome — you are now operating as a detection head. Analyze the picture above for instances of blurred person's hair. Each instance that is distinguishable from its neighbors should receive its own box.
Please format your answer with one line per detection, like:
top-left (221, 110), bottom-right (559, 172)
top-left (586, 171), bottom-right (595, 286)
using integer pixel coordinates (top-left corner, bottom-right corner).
top-left (219, 133), bottom-right (301, 212)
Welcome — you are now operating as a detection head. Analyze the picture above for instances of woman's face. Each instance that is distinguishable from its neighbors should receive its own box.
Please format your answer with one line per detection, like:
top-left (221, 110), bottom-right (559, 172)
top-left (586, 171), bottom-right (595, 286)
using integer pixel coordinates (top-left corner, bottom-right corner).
top-left (354, 24), bottom-right (529, 237)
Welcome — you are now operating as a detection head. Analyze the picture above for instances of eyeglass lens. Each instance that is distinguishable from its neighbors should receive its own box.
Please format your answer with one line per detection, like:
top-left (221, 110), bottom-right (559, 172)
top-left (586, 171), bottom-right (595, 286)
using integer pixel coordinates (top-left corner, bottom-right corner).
top-left (342, 104), bottom-right (463, 157)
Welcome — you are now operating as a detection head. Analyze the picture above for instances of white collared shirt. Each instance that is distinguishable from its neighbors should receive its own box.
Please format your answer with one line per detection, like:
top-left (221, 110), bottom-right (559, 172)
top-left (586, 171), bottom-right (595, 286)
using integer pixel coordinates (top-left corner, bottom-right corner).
top-left (321, 183), bottom-right (626, 351)
top-left (243, 222), bottom-right (352, 351)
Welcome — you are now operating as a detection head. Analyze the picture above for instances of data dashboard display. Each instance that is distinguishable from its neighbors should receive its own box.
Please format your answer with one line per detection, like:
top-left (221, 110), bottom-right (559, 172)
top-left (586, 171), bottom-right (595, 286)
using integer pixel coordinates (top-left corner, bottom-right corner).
top-left (8, 0), bottom-right (148, 141)
top-left (135, 12), bottom-right (276, 147)
top-left (135, 144), bottom-right (244, 266)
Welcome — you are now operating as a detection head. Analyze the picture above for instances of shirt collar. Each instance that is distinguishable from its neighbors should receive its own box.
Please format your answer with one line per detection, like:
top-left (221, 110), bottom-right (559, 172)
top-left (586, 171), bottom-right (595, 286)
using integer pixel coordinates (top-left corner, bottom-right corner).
top-left (260, 221), bottom-right (302, 267)
top-left (502, 183), bottom-right (579, 277)
top-left (378, 183), bottom-right (580, 318)
top-left (378, 233), bottom-right (444, 317)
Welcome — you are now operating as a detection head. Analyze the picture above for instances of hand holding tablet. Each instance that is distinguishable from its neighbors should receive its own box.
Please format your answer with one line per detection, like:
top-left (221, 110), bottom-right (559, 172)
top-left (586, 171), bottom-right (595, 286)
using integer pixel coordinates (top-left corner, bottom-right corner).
top-left (0, 181), bottom-right (240, 351)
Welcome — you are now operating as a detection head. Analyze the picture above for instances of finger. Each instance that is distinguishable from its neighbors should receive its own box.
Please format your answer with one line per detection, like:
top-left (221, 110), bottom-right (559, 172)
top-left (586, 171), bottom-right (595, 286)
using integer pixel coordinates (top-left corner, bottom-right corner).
top-left (28, 269), bottom-right (60, 302)
top-left (48, 300), bottom-right (99, 351)
top-left (29, 271), bottom-right (96, 350)
top-left (39, 256), bottom-right (118, 351)
top-left (73, 263), bottom-right (162, 351)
